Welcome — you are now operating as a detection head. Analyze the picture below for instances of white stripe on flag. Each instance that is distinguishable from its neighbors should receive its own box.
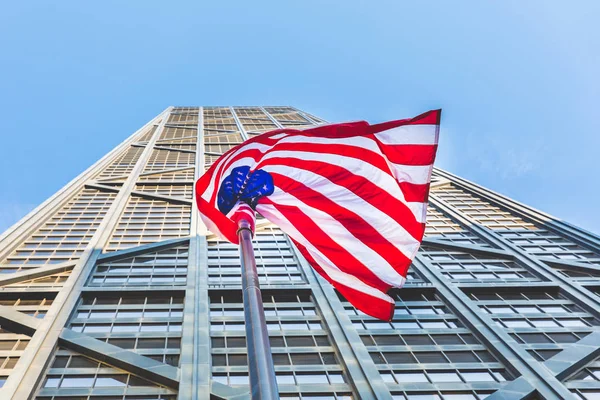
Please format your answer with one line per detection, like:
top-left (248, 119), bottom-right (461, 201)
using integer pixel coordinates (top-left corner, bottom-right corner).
top-left (277, 134), bottom-right (381, 151)
top-left (375, 124), bottom-right (438, 145)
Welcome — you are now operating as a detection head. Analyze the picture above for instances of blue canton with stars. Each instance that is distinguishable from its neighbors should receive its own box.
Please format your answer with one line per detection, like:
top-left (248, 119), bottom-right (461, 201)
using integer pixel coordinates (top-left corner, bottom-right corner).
top-left (217, 166), bottom-right (275, 215)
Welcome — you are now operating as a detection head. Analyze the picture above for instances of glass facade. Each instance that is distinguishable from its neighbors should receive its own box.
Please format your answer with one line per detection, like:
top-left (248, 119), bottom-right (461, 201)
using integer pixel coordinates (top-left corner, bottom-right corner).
top-left (0, 106), bottom-right (598, 400)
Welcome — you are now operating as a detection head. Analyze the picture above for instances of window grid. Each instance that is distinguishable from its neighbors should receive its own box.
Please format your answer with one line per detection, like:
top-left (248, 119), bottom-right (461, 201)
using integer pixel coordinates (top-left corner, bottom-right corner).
top-left (156, 136), bottom-right (198, 146)
top-left (467, 287), bottom-right (599, 349)
top-left (5, 271), bottom-right (71, 289)
top-left (42, 349), bottom-right (171, 391)
top-left (204, 143), bottom-right (238, 154)
top-left (567, 358), bottom-right (600, 386)
top-left (207, 226), bottom-right (306, 287)
top-left (428, 259), bottom-right (540, 283)
top-left (90, 246), bottom-right (188, 287)
top-left (138, 168), bottom-right (195, 182)
top-left (202, 107), bottom-right (240, 135)
top-left (69, 294), bottom-right (183, 366)
top-left (157, 143), bottom-right (197, 153)
top-left (381, 368), bottom-right (508, 385)
top-left (0, 295), bottom-right (54, 319)
top-left (167, 111), bottom-right (198, 125)
top-left (106, 197), bottom-right (190, 251)
top-left (391, 391), bottom-right (494, 400)
top-left (571, 388), bottom-right (600, 399)
top-left (136, 125), bottom-right (158, 143)
top-left (434, 185), bottom-right (536, 230)
top-left (233, 107), bottom-right (278, 134)
top-left (142, 148), bottom-right (196, 173)
top-left (134, 184), bottom-right (193, 199)
top-left (498, 229), bottom-right (600, 266)
top-left (204, 132), bottom-right (244, 144)
top-left (344, 289), bottom-right (512, 386)
top-left (159, 127), bottom-right (198, 142)
top-left (95, 145), bottom-right (146, 179)
top-left (37, 395), bottom-right (175, 400)
top-left (264, 107), bottom-right (313, 128)
top-left (435, 186), bottom-right (600, 266)
top-left (210, 291), bottom-right (350, 393)
top-left (3, 189), bottom-right (116, 265)
top-left (424, 205), bottom-right (487, 246)
top-left (0, 324), bottom-right (31, 381)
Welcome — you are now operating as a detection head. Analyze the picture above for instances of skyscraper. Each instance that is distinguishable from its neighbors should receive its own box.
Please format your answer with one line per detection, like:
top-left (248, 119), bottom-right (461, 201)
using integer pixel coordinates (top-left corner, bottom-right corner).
top-left (0, 106), bottom-right (598, 400)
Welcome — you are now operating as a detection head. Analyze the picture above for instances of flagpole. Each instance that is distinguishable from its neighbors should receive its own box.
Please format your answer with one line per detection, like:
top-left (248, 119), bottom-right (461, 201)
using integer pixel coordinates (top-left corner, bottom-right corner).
top-left (237, 218), bottom-right (279, 400)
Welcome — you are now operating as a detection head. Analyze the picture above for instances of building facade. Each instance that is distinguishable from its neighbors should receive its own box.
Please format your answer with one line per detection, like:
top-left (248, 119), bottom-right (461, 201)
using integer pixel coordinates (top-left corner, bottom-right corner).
top-left (0, 106), bottom-right (599, 400)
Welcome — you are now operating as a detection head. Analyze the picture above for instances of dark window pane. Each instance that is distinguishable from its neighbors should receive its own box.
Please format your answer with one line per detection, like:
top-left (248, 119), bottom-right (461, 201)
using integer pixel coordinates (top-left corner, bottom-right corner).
top-left (446, 352), bottom-right (479, 363)
top-left (404, 336), bottom-right (434, 346)
top-left (51, 356), bottom-right (69, 368)
top-left (273, 354), bottom-right (290, 365)
top-left (373, 335), bottom-right (405, 346)
top-left (431, 335), bottom-right (463, 345)
top-left (228, 337), bottom-right (247, 348)
top-left (286, 336), bottom-right (314, 347)
top-left (107, 338), bottom-right (135, 349)
top-left (68, 356), bottom-right (99, 369)
top-left (384, 352), bottom-right (417, 364)
top-left (228, 355), bottom-right (247, 366)
top-left (212, 355), bottom-right (226, 366)
top-left (415, 352), bottom-right (448, 363)
top-left (291, 353), bottom-right (321, 365)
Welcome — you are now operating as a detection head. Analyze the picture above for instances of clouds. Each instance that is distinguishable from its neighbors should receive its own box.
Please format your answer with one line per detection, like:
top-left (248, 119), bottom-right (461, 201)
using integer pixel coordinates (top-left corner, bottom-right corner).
top-left (466, 132), bottom-right (548, 180)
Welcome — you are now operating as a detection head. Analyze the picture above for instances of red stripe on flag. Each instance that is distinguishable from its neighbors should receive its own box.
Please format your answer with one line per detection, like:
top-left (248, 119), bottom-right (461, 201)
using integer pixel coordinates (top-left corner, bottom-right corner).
top-left (384, 144), bottom-right (438, 166)
top-left (399, 182), bottom-right (431, 204)
top-left (292, 240), bottom-right (395, 321)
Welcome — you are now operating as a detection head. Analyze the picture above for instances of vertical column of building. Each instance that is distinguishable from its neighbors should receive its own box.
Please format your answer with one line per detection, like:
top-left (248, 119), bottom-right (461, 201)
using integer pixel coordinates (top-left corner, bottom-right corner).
top-left (178, 106), bottom-right (213, 400)
top-left (0, 109), bottom-right (172, 398)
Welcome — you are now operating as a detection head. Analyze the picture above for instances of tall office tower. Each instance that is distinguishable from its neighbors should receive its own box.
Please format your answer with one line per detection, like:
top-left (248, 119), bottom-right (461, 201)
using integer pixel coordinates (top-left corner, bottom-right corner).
top-left (0, 106), bottom-right (598, 400)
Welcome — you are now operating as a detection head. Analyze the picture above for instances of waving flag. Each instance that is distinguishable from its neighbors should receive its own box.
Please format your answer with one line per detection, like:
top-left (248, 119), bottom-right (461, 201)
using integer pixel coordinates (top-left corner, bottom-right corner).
top-left (196, 110), bottom-right (441, 320)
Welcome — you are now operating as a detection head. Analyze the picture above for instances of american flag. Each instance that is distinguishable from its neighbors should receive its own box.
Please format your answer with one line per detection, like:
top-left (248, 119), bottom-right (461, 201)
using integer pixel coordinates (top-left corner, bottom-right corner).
top-left (195, 109), bottom-right (441, 320)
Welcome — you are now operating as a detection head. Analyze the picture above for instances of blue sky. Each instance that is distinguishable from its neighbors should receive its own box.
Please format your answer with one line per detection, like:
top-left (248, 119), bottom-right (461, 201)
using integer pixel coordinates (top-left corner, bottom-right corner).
top-left (0, 1), bottom-right (598, 234)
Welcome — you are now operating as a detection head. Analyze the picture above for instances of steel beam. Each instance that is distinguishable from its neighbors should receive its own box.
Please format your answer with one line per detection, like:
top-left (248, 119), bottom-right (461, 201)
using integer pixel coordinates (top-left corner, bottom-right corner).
top-left (59, 328), bottom-right (180, 389)
top-left (412, 255), bottom-right (577, 400)
top-left (0, 262), bottom-right (75, 287)
top-left (130, 190), bottom-right (193, 206)
top-left (422, 237), bottom-right (512, 259)
top-left (486, 332), bottom-right (600, 399)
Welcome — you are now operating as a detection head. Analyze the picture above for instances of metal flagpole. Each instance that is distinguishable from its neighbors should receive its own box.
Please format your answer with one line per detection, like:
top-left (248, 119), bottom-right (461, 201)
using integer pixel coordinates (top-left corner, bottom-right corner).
top-left (237, 218), bottom-right (279, 400)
